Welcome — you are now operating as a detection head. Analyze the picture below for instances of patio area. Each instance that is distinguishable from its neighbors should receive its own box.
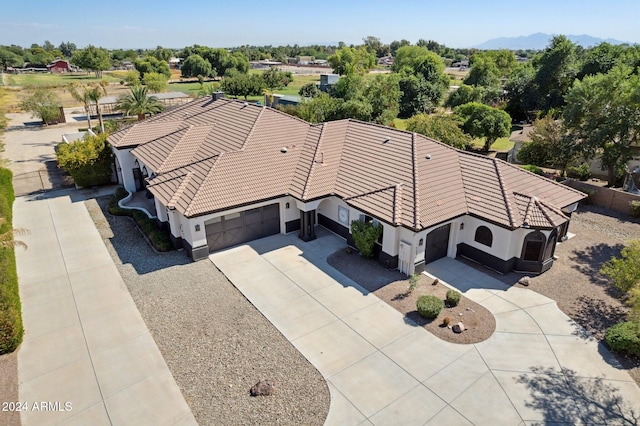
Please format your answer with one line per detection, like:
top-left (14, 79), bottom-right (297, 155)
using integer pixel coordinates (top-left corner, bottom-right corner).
top-left (121, 190), bottom-right (157, 217)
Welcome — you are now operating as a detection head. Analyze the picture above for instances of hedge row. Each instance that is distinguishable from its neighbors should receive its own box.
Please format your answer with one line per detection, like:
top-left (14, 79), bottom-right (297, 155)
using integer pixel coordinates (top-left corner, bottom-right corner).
top-left (0, 168), bottom-right (24, 354)
top-left (107, 189), bottom-right (173, 252)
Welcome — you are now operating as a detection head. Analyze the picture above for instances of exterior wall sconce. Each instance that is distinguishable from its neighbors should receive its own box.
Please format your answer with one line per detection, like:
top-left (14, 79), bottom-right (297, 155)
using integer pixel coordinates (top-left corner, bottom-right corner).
top-left (286, 202), bottom-right (290, 209)
top-left (195, 224), bottom-right (201, 232)
top-left (419, 238), bottom-right (424, 246)
top-left (460, 223), bottom-right (464, 230)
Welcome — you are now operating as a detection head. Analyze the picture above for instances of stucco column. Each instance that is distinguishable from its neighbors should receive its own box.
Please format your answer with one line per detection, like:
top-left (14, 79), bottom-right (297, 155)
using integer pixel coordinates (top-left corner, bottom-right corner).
top-left (298, 210), bottom-right (317, 242)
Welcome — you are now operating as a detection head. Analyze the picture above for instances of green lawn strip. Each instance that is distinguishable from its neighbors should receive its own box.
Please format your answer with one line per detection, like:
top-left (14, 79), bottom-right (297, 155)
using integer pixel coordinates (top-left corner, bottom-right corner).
top-left (469, 136), bottom-right (514, 151)
top-left (0, 168), bottom-right (23, 354)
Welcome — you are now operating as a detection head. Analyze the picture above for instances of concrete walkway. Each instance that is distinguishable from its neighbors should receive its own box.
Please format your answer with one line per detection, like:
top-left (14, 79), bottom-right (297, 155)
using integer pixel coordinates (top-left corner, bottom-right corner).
top-left (14, 189), bottom-right (196, 425)
top-left (210, 230), bottom-right (640, 425)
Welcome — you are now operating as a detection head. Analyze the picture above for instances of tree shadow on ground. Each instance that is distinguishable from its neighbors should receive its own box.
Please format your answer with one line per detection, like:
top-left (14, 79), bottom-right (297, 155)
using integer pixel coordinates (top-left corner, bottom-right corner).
top-left (326, 249), bottom-right (407, 292)
top-left (573, 294), bottom-right (628, 341)
top-left (517, 366), bottom-right (639, 425)
top-left (570, 242), bottom-right (626, 296)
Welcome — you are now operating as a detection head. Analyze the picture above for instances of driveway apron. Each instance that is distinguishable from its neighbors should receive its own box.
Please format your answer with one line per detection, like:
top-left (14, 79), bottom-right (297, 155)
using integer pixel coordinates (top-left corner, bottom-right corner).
top-left (14, 190), bottom-right (196, 426)
top-left (211, 231), bottom-right (640, 425)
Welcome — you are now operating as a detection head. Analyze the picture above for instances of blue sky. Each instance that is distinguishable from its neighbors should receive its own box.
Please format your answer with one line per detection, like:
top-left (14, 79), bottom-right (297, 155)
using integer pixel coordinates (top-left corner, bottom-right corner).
top-left (2, 0), bottom-right (638, 49)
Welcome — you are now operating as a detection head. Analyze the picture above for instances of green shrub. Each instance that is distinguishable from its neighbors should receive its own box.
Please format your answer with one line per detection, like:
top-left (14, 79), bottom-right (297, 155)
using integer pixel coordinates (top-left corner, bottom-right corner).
top-left (630, 201), bottom-right (640, 218)
top-left (446, 289), bottom-right (462, 307)
top-left (0, 168), bottom-right (23, 354)
top-left (567, 163), bottom-right (591, 181)
top-left (521, 164), bottom-right (543, 175)
top-left (350, 220), bottom-right (382, 259)
top-left (56, 133), bottom-right (113, 187)
top-left (408, 273), bottom-right (420, 293)
top-left (416, 295), bottom-right (444, 319)
top-left (605, 322), bottom-right (640, 357)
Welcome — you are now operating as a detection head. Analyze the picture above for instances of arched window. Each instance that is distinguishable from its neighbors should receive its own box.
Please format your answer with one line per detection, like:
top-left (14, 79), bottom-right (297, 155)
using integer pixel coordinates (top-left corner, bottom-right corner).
top-left (474, 226), bottom-right (493, 247)
top-left (522, 231), bottom-right (546, 262)
top-left (543, 229), bottom-right (558, 261)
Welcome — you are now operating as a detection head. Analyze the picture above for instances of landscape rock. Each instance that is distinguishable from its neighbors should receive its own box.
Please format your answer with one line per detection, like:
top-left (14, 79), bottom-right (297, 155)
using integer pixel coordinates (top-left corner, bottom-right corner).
top-left (452, 322), bottom-right (465, 333)
top-left (519, 276), bottom-right (531, 286)
top-left (250, 379), bottom-right (276, 396)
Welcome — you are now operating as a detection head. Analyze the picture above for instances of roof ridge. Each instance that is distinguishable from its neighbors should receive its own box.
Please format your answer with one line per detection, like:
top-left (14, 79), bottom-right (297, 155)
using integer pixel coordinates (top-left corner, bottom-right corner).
top-left (168, 172), bottom-right (194, 209)
top-left (394, 184), bottom-right (402, 226)
top-left (240, 106), bottom-right (265, 150)
top-left (158, 125), bottom-right (195, 172)
top-left (494, 161), bottom-right (518, 228)
top-left (183, 154), bottom-right (221, 217)
top-left (301, 123), bottom-right (325, 200)
top-left (155, 152), bottom-right (219, 176)
top-left (344, 184), bottom-right (400, 201)
top-left (411, 133), bottom-right (420, 229)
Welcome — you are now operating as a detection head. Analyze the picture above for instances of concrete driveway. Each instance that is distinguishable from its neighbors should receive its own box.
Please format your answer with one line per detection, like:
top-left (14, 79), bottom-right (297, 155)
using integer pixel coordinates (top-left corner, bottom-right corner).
top-left (210, 230), bottom-right (640, 425)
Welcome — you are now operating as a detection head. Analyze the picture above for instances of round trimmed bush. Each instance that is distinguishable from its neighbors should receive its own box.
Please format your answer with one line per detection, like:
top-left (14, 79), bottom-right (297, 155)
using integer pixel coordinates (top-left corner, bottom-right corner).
top-left (417, 295), bottom-right (444, 319)
top-left (605, 321), bottom-right (640, 357)
top-left (446, 289), bottom-right (462, 307)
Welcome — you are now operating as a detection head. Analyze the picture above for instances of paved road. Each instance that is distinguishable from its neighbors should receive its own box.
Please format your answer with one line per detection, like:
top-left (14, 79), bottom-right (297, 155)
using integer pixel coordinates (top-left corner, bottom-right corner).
top-left (211, 231), bottom-right (640, 425)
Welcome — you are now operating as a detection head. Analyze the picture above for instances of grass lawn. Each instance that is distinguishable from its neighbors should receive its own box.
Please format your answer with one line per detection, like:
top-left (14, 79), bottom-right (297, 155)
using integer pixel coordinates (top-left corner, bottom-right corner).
top-left (470, 136), bottom-right (514, 151)
top-left (6, 72), bottom-right (121, 87)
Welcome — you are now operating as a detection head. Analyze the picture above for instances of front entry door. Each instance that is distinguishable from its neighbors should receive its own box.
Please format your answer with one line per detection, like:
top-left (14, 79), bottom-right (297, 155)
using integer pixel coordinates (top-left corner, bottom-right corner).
top-left (425, 224), bottom-right (451, 264)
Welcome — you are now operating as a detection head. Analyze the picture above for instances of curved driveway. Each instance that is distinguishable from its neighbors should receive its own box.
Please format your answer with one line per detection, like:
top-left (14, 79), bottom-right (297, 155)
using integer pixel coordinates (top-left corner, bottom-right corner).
top-left (210, 229), bottom-right (640, 425)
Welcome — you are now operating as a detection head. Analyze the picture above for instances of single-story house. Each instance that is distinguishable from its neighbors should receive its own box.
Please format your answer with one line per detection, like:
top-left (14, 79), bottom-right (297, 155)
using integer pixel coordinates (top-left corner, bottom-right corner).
top-left (108, 95), bottom-right (585, 275)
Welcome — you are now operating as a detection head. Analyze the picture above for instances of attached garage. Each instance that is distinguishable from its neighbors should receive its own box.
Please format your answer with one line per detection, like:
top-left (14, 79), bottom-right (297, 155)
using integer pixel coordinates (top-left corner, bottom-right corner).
top-left (205, 203), bottom-right (280, 252)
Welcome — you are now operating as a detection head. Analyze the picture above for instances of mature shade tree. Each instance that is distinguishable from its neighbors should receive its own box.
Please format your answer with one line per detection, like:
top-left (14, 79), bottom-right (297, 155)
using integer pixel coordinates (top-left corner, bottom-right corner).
top-left (577, 42), bottom-right (624, 79)
top-left (0, 48), bottom-right (23, 70)
top-left (150, 46), bottom-right (174, 62)
top-left (26, 47), bottom-right (55, 66)
top-left (20, 87), bottom-right (62, 124)
top-left (328, 46), bottom-right (375, 75)
top-left (364, 73), bottom-right (401, 125)
top-left (464, 54), bottom-right (501, 88)
top-left (533, 35), bottom-right (579, 112)
top-left (58, 41), bottom-right (77, 58)
top-left (392, 45), bottom-right (449, 118)
top-left (72, 46), bottom-right (111, 77)
top-left (123, 70), bottom-right (141, 86)
top-left (116, 86), bottom-right (164, 120)
top-left (389, 39), bottom-right (411, 56)
top-left (134, 56), bottom-right (170, 80)
top-left (445, 84), bottom-right (483, 109)
top-left (262, 67), bottom-right (293, 90)
top-left (517, 116), bottom-right (574, 175)
top-left (220, 73), bottom-right (264, 100)
top-left (406, 113), bottom-right (472, 150)
top-left (180, 54), bottom-right (213, 78)
top-left (455, 102), bottom-right (512, 152)
top-left (504, 62), bottom-right (537, 121)
top-left (298, 82), bottom-right (321, 98)
top-left (563, 65), bottom-right (640, 186)
top-left (362, 36), bottom-right (390, 57)
top-left (293, 93), bottom-right (339, 123)
top-left (142, 72), bottom-right (169, 93)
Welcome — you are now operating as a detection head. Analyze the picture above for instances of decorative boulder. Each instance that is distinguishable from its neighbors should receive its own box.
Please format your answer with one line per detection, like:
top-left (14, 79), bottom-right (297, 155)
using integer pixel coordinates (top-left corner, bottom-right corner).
top-left (452, 322), bottom-right (465, 333)
top-left (250, 379), bottom-right (276, 396)
top-left (518, 276), bottom-right (531, 286)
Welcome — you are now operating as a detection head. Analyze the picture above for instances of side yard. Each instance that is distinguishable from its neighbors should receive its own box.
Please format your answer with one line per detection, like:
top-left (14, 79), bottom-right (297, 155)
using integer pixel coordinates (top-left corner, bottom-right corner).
top-left (85, 197), bottom-right (329, 425)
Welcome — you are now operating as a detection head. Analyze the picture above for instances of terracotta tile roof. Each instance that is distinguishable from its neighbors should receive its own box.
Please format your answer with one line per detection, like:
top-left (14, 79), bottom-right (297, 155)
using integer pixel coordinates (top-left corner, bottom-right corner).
top-left (123, 97), bottom-right (585, 230)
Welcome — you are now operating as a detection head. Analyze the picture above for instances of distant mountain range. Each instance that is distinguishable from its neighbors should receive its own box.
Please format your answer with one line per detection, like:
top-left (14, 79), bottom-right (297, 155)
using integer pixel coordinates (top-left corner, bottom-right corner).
top-left (474, 33), bottom-right (631, 50)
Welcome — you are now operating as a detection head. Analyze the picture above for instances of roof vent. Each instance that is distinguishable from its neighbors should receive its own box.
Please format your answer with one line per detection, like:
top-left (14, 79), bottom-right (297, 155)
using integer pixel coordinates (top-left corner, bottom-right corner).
top-left (243, 102), bottom-right (249, 107)
top-left (281, 147), bottom-right (288, 153)
top-left (426, 154), bottom-right (432, 160)
top-left (383, 137), bottom-right (390, 144)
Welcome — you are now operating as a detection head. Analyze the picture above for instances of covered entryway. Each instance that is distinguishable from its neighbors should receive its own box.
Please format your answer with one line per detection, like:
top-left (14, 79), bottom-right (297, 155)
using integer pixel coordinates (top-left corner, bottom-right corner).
top-left (425, 223), bottom-right (451, 264)
top-left (205, 203), bottom-right (280, 252)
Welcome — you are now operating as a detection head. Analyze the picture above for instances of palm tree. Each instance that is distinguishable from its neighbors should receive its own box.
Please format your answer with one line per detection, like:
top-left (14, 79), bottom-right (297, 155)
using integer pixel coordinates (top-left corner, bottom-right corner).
top-left (116, 86), bottom-right (164, 121)
top-left (67, 81), bottom-right (108, 132)
top-left (0, 218), bottom-right (28, 250)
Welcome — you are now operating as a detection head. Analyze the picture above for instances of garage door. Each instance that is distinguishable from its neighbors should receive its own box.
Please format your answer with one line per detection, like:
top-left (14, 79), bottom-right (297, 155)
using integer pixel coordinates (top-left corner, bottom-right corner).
top-left (205, 203), bottom-right (280, 252)
top-left (425, 223), bottom-right (451, 264)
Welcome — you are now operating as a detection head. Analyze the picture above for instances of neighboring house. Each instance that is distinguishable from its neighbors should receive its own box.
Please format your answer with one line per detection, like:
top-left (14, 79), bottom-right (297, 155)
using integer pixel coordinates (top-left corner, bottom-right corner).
top-left (47, 59), bottom-right (78, 73)
top-left (318, 73), bottom-right (339, 93)
top-left (108, 96), bottom-right (585, 276)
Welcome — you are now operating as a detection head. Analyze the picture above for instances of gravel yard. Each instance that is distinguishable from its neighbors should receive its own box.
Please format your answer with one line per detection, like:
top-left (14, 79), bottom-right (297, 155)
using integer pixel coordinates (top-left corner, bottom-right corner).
top-left (85, 197), bottom-right (329, 426)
